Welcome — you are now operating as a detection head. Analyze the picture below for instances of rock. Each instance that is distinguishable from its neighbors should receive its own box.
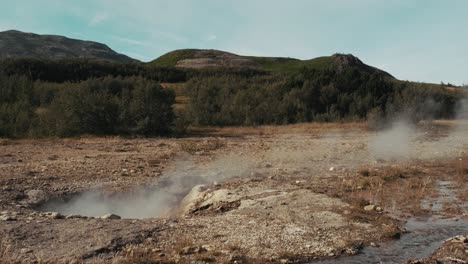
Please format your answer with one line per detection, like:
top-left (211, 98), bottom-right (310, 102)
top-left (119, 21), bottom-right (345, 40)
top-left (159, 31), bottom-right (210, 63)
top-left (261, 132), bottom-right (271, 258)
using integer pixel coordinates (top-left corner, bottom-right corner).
top-left (329, 167), bottom-right (335, 171)
top-left (100, 214), bottom-right (121, 220)
top-left (376, 207), bottom-right (383, 212)
top-left (179, 246), bottom-right (196, 255)
top-left (344, 246), bottom-right (360, 255)
top-left (48, 212), bottom-right (64, 219)
top-left (364, 204), bottom-right (376, 211)
top-left (370, 242), bottom-right (379, 247)
top-left (201, 245), bottom-right (214, 252)
top-left (65, 214), bottom-right (84, 219)
top-left (230, 255), bottom-right (247, 263)
top-left (20, 248), bottom-right (32, 254)
top-left (0, 215), bottom-right (17, 221)
top-left (445, 235), bottom-right (468, 243)
top-left (25, 189), bottom-right (47, 204)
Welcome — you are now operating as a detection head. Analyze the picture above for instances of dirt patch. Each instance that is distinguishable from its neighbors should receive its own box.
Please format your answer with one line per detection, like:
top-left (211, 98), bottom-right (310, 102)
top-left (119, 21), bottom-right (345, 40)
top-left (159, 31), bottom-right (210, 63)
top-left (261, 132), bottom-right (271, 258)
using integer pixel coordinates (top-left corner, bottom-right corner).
top-left (0, 122), bottom-right (467, 263)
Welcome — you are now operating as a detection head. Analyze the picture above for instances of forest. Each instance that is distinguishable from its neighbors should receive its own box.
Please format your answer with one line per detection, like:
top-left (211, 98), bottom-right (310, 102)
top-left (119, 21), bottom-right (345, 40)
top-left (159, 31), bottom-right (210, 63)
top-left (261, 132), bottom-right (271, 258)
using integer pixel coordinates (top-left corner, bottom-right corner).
top-left (0, 58), bottom-right (463, 138)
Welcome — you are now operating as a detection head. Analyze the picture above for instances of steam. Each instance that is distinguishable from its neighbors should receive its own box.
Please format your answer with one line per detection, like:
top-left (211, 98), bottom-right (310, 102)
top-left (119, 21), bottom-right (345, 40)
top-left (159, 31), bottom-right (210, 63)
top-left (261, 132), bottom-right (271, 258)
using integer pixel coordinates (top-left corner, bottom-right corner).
top-left (369, 93), bottom-right (468, 161)
top-left (369, 120), bottom-right (415, 161)
top-left (39, 153), bottom-right (253, 219)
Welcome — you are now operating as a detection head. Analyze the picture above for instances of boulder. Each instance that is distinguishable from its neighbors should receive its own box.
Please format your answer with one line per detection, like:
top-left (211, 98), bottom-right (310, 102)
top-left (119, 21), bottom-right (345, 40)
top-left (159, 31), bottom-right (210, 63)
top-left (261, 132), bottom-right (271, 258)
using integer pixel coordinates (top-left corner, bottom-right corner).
top-left (100, 214), bottom-right (121, 220)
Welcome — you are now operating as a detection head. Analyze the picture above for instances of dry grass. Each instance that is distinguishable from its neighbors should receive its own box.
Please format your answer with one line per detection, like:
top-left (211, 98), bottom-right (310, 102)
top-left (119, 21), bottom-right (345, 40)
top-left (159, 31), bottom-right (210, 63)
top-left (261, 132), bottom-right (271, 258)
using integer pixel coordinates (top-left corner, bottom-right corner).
top-left (0, 139), bottom-right (19, 146)
top-left (179, 139), bottom-right (225, 154)
top-left (338, 164), bottom-right (433, 214)
top-left (0, 240), bottom-right (21, 264)
top-left (190, 122), bottom-right (367, 137)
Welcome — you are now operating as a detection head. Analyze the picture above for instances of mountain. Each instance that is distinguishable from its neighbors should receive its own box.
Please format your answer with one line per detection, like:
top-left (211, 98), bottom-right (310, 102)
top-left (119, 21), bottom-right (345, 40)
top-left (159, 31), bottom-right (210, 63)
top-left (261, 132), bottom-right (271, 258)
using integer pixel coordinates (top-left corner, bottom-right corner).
top-left (0, 30), bottom-right (137, 62)
top-left (148, 48), bottom-right (394, 77)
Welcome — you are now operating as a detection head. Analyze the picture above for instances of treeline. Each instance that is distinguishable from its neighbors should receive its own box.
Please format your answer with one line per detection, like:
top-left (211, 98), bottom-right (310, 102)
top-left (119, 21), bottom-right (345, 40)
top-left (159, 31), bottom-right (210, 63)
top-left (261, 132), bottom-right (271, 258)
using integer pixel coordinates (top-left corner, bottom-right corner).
top-left (0, 58), bottom-right (267, 83)
top-left (0, 58), bottom-right (186, 83)
top-left (0, 58), bottom-right (463, 138)
top-left (0, 74), bottom-right (175, 137)
top-left (186, 67), bottom-right (461, 126)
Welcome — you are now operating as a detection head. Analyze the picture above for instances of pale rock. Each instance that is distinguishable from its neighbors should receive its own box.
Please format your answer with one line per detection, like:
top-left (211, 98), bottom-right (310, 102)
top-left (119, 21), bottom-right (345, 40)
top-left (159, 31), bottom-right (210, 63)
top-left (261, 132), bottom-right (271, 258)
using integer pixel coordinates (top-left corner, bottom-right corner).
top-left (364, 204), bottom-right (376, 211)
top-left (100, 214), bottom-right (121, 220)
top-left (0, 215), bottom-right (16, 221)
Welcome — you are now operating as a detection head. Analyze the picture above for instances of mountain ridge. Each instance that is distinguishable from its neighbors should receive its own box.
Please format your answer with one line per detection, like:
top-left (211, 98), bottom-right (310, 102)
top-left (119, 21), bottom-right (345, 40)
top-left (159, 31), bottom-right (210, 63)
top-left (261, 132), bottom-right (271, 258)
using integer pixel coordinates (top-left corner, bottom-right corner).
top-left (0, 30), bottom-right (137, 62)
top-left (149, 48), bottom-right (394, 78)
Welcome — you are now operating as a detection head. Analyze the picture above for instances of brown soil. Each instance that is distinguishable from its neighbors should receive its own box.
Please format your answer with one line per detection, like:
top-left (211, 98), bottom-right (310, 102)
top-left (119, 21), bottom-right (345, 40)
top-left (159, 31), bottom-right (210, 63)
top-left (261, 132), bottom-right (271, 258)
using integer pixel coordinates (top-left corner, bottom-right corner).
top-left (0, 122), bottom-right (466, 263)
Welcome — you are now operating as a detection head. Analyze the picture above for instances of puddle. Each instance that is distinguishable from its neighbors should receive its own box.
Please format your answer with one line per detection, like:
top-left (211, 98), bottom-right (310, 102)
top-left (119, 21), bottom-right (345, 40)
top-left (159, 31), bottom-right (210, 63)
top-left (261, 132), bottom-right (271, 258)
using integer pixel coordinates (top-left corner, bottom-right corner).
top-left (314, 180), bottom-right (468, 263)
top-left (315, 217), bottom-right (467, 264)
top-left (421, 180), bottom-right (463, 212)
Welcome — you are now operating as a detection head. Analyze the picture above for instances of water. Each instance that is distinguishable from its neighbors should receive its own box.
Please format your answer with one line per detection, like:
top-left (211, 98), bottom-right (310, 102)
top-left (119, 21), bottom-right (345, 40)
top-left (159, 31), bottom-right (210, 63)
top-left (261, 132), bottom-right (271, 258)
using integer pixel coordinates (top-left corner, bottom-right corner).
top-left (315, 217), bottom-right (467, 264)
top-left (314, 180), bottom-right (468, 263)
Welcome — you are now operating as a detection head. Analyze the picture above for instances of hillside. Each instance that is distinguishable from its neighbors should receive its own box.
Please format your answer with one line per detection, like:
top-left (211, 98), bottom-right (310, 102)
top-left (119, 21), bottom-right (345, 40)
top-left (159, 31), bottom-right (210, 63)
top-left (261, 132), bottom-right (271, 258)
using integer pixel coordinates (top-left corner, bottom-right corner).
top-left (148, 49), bottom-right (394, 77)
top-left (0, 30), bottom-right (137, 62)
top-left (0, 33), bottom-right (462, 137)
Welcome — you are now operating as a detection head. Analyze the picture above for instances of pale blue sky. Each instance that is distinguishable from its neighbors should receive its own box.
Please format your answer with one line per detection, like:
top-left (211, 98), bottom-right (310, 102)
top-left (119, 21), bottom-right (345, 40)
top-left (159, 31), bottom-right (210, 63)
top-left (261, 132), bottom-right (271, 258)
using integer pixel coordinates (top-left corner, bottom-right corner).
top-left (0, 0), bottom-right (467, 84)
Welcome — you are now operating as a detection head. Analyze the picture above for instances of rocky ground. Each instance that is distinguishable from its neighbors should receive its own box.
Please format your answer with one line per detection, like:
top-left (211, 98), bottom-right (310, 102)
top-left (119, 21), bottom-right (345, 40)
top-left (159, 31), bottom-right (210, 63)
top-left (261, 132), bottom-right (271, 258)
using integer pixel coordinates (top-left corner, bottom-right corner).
top-left (0, 122), bottom-right (467, 263)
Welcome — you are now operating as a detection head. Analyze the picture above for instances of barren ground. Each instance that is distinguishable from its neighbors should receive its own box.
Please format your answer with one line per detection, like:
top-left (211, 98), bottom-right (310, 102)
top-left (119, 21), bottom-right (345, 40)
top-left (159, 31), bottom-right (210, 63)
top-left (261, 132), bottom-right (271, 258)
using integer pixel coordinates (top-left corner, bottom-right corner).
top-left (0, 122), bottom-right (467, 263)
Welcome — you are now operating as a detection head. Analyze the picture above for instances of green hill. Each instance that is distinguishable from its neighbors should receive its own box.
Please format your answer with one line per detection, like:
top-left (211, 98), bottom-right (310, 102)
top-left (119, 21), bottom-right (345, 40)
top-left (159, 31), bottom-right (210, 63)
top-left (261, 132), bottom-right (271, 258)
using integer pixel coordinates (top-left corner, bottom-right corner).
top-left (148, 49), bottom-right (394, 77)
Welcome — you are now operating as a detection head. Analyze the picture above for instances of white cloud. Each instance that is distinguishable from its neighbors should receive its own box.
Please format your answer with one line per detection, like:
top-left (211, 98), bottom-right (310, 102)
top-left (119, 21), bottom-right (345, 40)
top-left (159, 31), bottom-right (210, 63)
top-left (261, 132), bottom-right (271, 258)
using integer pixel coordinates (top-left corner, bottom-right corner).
top-left (112, 36), bottom-right (150, 47)
top-left (89, 13), bottom-right (108, 26)
top-left (206, 34), bottom-right (217, 41)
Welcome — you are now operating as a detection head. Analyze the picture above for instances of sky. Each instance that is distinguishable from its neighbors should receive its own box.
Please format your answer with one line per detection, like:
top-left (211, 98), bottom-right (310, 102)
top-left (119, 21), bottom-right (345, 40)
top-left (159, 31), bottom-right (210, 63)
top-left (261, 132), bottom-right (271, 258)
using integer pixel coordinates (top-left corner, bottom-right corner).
top-left (0, 0), bottom-right (467, 84)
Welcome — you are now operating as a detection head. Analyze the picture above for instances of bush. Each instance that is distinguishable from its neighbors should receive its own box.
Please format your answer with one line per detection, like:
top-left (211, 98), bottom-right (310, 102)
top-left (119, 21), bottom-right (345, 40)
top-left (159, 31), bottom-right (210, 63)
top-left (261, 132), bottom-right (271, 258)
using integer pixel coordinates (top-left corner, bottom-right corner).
top-left (0, 74), bottom-right (176, 138)
top-left (185, 68), bottom-right (462, 127)
top-left (46, 77), bottom-right (175, 136)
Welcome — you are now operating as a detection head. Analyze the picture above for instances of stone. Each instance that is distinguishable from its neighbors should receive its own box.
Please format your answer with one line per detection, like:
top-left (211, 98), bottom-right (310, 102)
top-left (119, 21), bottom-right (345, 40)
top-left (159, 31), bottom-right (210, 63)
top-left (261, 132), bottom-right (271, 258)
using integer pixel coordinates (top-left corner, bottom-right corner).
top-left (49, 212), bottom-right (64, 219)
top-left (100, 214), bottom-right (121, 220)
top-left (370, 242), bottom-right (379, 247)
top-left (364, 204), bottom-right (376, 211)
top-left (376, 207), bottom-right (383, 212)
top-left (446, 235), bottom-right (468, 243)
top-left (179, 245), bottom-right (206, 255)
top-left (65, 214), bottom-right (84, 219)
top-left (329, 167), bottom-right (335, 171)
top-left (201, 245), bottom-right (214, 252)
top-left (25, 189), bottom-right (47, 204)
top-left (20, 248), bottom-right (32, 254)
top-left (180, 246), bottom-right (196, 255)
top-left (0, 215), bottom-right (17, 221)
